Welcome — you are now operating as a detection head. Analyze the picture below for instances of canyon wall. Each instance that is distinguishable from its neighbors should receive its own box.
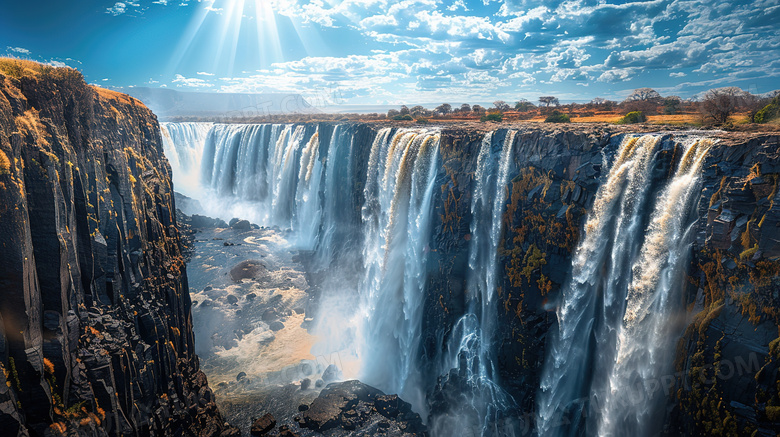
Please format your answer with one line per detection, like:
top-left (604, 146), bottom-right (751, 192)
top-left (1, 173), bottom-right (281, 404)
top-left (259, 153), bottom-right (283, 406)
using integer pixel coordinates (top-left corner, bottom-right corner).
top-left (423, 126), bottom-right (780, 436)
top-left (166, 120), bottom-right (780, 436)
top-left (0, 63), bottom-right (235, 436)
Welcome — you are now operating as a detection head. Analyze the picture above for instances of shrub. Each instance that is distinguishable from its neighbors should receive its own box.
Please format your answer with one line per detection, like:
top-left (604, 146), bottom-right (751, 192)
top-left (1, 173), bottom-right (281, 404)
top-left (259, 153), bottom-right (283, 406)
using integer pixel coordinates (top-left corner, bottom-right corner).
top-left (480, 112), bottom-right (503, 122)
top-left (755, 96), bottom-right (780, 123)
top-left (544, 110), bottom-right (570, 123)
top-left (393, 114), bottom-right (413, 121)
top-left (415, 118), bottom-right (429, 124)
top-left (617, 111), bottom-right (647, 124)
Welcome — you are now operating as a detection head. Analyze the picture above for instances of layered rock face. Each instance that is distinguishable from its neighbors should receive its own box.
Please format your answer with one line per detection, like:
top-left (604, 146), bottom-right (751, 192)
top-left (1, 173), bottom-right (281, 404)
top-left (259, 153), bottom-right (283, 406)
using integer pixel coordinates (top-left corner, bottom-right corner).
top-left (0, 63), bottom-right (234, 436)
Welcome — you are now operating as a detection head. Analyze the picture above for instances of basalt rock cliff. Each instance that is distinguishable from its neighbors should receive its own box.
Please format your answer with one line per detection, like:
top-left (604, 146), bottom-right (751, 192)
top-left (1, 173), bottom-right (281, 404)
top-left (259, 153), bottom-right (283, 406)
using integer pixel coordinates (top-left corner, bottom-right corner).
top-left (0, 62), bottom-right (236, 436)
top-left (421, 126), bottom-right (780, 435)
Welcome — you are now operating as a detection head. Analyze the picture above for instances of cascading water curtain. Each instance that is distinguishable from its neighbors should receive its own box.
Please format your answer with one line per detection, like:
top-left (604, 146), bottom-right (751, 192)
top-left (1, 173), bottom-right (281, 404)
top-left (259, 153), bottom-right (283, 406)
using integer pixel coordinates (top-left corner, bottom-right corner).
top-left (160, 122), bottom-right (212, 197)
top-left (357, 128), bottom-right (441, 414)
top-left (537, 135), bottom-right (712, 437)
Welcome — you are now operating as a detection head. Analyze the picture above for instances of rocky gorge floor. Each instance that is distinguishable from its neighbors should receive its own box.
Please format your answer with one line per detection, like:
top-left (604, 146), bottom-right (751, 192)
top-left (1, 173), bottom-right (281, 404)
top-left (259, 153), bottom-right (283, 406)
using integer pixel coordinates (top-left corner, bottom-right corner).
top-left (175, 197), bottom-right (428, 436)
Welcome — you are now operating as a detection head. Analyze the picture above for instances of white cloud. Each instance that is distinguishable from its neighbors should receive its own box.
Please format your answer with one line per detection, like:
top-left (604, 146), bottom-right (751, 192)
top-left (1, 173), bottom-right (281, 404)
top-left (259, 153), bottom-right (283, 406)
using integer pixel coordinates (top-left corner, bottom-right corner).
top-left (106, 2), bottom-right (127, 15)
top-left (8, 47), bottom-right (31, 55)
top-left (132, 0), bottom-right (780, 102)
top-left (172, 74), bottom-right (214, 88)
top-left (598, 68), bottom-right (636, 83)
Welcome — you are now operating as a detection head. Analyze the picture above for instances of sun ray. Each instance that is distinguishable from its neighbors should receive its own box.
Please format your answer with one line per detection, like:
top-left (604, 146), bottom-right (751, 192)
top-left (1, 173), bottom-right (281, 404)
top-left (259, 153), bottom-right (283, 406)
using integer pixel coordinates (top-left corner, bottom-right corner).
top-left (254, 0), bottom-right (284, 67)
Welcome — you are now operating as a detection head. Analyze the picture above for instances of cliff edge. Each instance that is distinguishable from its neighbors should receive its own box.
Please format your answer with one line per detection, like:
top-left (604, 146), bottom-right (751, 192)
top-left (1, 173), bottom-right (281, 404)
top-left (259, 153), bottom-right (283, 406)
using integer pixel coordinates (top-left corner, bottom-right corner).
top-left (0, 59), bottom-right (236, 436)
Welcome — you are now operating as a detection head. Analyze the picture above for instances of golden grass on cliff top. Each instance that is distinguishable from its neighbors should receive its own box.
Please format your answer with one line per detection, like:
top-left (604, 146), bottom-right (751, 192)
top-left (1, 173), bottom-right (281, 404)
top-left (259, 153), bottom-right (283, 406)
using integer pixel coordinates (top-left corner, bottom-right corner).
top-left (0, 57), bottom-right (83, 83)
top-left (0, 58), bottom-right (50, 78)
top-left (94, 87), bottom-right (140, 106)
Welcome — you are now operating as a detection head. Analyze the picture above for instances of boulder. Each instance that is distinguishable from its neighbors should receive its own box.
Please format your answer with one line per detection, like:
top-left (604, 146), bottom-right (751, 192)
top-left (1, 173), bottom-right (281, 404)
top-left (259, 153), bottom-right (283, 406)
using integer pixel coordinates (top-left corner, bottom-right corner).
top-left (300, 381), bottom-right (426, 435)
top-left (250, 413), bottom-right (276, 436)
top-left (229, 260), bottom-right (267, 282)
top-left (232, 219), bottom-right (252, 231)
top-left (322, 364), bottom-right (342, 383)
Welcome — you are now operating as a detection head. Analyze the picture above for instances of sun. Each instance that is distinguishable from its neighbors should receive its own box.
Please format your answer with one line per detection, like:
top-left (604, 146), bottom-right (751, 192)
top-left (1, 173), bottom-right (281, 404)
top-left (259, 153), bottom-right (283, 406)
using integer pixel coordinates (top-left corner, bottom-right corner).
top-left (167, 0), bottom-right (319, 81)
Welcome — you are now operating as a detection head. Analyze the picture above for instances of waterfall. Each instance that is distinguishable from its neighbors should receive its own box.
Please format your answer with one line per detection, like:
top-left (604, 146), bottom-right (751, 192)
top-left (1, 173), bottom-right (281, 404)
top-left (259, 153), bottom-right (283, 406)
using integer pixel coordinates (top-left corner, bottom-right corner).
top-left (161, 122), bottom-right (715, 437)
top-left (313, 125), bottom-right (357, 269)
top-left (357, 128), bottom-right (441, 412)
top-left (164, 122), bottom-right (444, 412)
top-left (271, 125), bottom-right (307, 225)
top-left (160, 122), bottom-right (211, 197)
top-left (598, 139), bottom-right (712, 437)
top-left (537, 135), bottom-right (712, 437)
top-left (295, 129), bottom-right (322, 249)
top-left (430, 130), bottom-right (519, 436)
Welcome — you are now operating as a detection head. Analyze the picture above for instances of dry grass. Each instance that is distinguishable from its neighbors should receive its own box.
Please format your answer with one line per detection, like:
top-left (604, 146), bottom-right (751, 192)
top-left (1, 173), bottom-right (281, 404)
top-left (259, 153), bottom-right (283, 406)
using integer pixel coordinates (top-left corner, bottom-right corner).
top-left (94, 86), bottom-right (139, 106)
top-left (646, 114), bottom-right (701, 125)
top-left (571, 114), bottom-right (623, 123)
top-left (0, 58), bottom-right (50, 78)
top-left (15, 109), bottom-right (51, 147)
top-left (0, 57), bottom-right (84, 84)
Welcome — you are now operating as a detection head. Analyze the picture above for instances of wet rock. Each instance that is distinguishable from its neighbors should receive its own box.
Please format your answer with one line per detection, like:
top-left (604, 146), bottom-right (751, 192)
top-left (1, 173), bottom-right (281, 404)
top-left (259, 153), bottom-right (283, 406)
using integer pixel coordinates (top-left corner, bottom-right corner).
top-left (300, 378), bottom-right (311, 390)
top-left (232, 219), bottom-right (252, 231)
top-left (300, 380), bottom-right (426, 435)
top-left (226, 295), bottom-right (239, 305)
top-left (269, 321), bottom-right (285, 332)
top-left (250, 413), bottom-right (276, 436)
top-left (236, 372), bottom-right (247, 381)
top-left (278, 425), bottom-right (300, 437)
top-left (257, 331), bottom-right (275, 345)
top-left (191, 214), bottom-right (220, 228)
top-left (229, 260), bottom-right (267, 281)
top-left (322, 364), bottom-right (343, 383)
top-left (261, 309), bottom-right (278, 322)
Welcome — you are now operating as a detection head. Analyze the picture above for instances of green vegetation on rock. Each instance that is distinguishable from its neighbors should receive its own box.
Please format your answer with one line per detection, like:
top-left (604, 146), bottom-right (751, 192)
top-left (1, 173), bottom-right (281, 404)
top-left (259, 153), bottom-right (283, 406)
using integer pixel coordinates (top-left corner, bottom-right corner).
top-left (755, 96), bottom-right (779, 124)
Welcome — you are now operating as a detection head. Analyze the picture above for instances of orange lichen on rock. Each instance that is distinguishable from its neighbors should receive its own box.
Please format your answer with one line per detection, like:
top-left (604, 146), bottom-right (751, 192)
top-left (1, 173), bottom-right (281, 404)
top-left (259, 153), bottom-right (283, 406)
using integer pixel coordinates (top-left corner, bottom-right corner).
top-left (43, 358), bottom-right (55, 375)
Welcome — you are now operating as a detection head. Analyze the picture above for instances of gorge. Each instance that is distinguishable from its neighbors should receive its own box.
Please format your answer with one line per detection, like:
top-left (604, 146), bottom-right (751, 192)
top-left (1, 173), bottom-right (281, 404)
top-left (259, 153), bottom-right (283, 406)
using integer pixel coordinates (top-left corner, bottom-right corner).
top-left (0, 56), bottom-right (778, 437)
top-left (162, 120), bottom-right (780, 436)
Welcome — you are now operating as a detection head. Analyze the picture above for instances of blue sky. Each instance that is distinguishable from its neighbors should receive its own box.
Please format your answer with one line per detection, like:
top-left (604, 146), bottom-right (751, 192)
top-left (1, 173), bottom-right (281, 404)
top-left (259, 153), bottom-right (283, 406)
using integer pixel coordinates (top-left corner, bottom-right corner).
top-left (1, 0), bottom-right (778, 106)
